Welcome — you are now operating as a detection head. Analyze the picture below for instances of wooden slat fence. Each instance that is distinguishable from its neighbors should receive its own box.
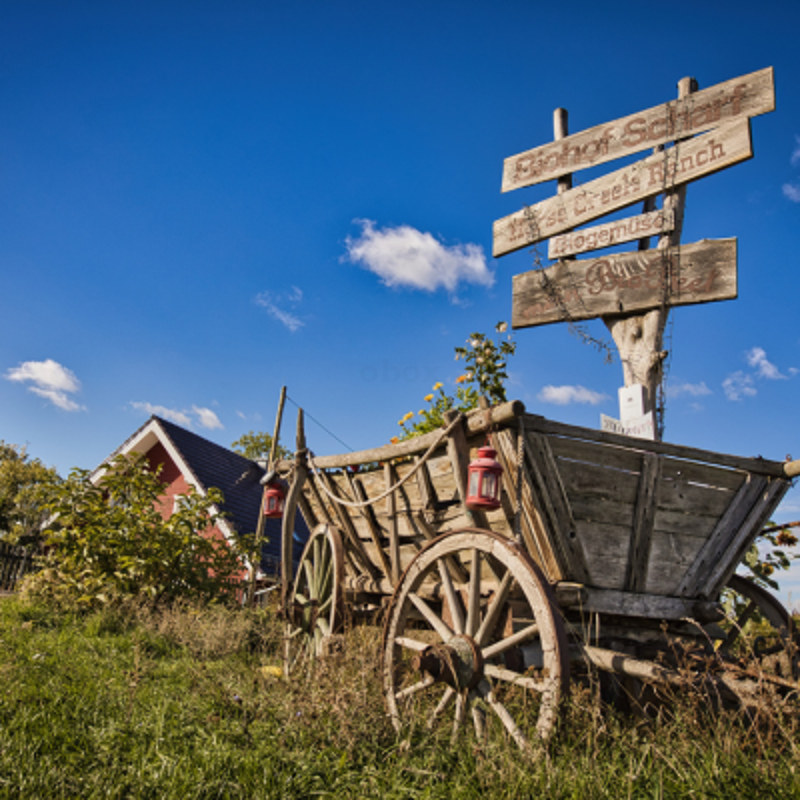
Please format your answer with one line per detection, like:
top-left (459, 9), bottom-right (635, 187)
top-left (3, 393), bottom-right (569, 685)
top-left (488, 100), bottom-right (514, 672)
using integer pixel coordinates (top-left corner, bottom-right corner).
top-left (0, 541), bottom-right (40, 592)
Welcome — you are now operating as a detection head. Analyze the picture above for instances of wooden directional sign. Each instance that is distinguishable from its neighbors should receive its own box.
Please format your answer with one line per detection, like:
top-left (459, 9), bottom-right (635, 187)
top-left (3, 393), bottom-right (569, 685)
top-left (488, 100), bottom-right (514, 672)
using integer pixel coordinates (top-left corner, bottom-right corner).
top-left (512, 238), bottom-right (737, 329)
top-left (502, 67), bottom-right (774, 192)
top-left (494, 120), bottom-right (751, 258)
top-left (548, 209), bottom-right (675, 260)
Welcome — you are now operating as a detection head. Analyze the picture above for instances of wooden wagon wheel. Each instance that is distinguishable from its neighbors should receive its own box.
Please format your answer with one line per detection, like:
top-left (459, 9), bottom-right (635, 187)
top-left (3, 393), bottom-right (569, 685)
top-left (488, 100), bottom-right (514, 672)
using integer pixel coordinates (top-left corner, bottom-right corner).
top-left (284, 523), bottom-right (345, 676)
top-left (382, 528), bottom-right (569, 753)
top-left (716, 574), bottom-right (798, 681)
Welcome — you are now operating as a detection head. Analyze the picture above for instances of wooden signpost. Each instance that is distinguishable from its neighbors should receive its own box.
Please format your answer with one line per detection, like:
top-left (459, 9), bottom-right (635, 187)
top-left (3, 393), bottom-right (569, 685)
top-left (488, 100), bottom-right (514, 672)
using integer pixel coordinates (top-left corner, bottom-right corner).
top-left (494, 120), bottom-right (752, 257)
top-left (494, 67), bottom-right (775, 440)
top-left (502, 67), bottom-right (774, 192)
top-left (513, 238), bottom-right (737, 328)
top-left (548, 209), bottom-right (674, 260)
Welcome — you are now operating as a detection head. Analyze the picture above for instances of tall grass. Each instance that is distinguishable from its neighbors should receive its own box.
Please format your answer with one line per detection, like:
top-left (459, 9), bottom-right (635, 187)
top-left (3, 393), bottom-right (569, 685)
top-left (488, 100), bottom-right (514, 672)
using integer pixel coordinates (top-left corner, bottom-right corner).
top-left (0, 597), bottom-right (798, 798)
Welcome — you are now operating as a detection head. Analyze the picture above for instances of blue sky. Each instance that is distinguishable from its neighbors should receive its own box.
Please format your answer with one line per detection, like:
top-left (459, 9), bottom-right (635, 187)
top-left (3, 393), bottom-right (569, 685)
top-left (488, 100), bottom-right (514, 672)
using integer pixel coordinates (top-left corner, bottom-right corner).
top-left (2, 1), bottom-right (800, 605)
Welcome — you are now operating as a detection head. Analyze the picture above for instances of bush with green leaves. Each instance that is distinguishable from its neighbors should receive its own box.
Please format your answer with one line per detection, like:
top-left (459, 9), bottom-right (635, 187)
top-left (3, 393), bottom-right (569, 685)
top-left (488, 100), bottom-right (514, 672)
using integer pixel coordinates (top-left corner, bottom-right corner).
top-left (24, 453), bottom-right (251, 608)
top-left (396, 323), bottom-right (516, 440)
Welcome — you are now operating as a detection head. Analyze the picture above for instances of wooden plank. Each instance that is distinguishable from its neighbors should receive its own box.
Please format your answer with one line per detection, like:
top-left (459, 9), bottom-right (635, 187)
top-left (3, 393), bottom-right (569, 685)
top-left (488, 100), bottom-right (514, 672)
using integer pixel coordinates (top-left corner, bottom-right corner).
top-left (659, 456), bottom-right (745, 493)
top-left (557, 457), bottom-right (640, 505)
top-left (492, 427), bottom-right (560, 577)
top-left (414, 456), bottom-right (440, 511)
top-left (706, 479), bottom-right (790, 598)
top-left (347, 473), bottom-right (393, 579)
top-left (526, 433), bottom-right (590, 583)
top-left (318, 470), bottom-right (381, 581)
top-left (675, 475), bottom-right (768, 598)
top-left (523, 414), bottom-right (790, 478)
top-left (513, 238), bottom-right (737, 329)
top-left (625, 453), bottom-right (661, 593)
top-left (494, 120), bottom-right (752, 257)
top-left (548, 209), bottom-right (675, 259)
top-left (561, 585), bottom-right (699, 620)
top-left (644, 531), bottom-right (711, 595)
top-left (502, 67), bottom-right (774, 191)
top-left (312, 400), bottom-right (524, 470)
top-left (443, 410), bottom-right (492, 531)
top-left (550, 434), bottom-right (643, 474)
top-left (574, 520), bottom-right (630, 590)
top-left (384, 462), bottom-right (401, 584)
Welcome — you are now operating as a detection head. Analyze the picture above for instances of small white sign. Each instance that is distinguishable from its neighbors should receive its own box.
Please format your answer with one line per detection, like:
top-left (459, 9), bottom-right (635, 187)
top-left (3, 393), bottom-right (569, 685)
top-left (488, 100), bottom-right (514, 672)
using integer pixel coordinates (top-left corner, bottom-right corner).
top-left (618, 384), bottom-right (647, 421)
top-left (601, 412), bottom-right (656, 440)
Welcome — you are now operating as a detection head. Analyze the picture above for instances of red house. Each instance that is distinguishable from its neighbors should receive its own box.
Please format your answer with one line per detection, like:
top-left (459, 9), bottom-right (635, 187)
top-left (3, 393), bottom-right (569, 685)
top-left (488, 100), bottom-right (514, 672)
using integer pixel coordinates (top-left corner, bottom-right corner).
top-left (91, 415), bottom-right (308, 588)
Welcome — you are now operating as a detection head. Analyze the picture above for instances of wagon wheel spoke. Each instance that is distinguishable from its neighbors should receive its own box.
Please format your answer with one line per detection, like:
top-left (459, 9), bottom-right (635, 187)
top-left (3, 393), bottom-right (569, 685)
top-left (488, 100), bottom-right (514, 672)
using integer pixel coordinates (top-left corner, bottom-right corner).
top-left (395, 675), bottom-right (436, 701)
top-left (475, 570), bottom-right (514, 647)
top-left (466, 549), bottom-right (481, 637)
top-left (437, 558), bottom-right (465, 635)
top-left (395, 636), bottom-right (428, 652)
top-left (427, 686), bottom-right (455, 729)
top-left (451, 691), bottom-right (467, 743)
top-left (409, 594), bottom-right (454, 642)
top-left (482, 624), bottom-right (540, 660)
top-left (470, 690), bottom-right (486, 741)
top-left (477, 678), bottom-right (531, 754)
top-left (484, 664), bottom-right (547, 692)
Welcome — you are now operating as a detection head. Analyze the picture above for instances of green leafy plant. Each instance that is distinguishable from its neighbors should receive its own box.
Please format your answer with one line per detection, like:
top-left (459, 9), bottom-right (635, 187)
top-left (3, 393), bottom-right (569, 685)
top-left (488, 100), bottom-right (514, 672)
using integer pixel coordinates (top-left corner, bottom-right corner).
top-left (0, 441), bottom-right (60, 545)
top-left (24, 453), bottom-right (251, 608)
top-left (743, 520), bottom-right (799, 590)
top-left (395, 323), bottom-right (516, 441)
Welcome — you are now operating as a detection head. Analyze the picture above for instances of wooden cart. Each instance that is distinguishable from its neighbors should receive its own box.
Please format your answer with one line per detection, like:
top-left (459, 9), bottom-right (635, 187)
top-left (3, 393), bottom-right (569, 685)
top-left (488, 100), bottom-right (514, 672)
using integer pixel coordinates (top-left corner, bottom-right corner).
top-left (277, 400), bottom-right (799, 752)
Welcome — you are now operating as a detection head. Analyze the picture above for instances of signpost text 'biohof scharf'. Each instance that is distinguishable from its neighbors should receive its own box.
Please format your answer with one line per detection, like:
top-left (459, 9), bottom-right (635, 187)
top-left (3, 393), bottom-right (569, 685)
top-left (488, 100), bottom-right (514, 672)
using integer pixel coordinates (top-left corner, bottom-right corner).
top-left (501, 67), bottom-right (774, 193)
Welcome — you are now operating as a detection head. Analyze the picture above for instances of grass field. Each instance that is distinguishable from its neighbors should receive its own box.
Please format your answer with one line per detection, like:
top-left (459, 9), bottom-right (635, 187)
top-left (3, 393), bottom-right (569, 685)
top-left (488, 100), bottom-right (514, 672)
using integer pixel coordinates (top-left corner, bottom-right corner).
top-left (0, 597), bottom-right (798, 799)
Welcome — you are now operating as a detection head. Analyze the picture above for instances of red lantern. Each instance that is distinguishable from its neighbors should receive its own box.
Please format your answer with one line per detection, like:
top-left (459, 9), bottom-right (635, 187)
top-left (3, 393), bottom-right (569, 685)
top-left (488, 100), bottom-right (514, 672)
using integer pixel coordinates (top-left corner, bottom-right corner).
top-left (262, 482), bottom-right (285, 518)
top-left (466, 445), bottom-right (503, 511)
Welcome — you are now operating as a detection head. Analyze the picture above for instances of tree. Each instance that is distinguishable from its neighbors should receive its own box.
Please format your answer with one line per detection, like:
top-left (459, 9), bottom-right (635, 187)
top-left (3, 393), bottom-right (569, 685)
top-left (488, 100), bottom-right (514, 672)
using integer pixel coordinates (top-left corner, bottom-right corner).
top-left (24, 453), bottom-right (251, 608)
top-left (231, 430), bottom-right (291, 462)
top-left (0, 441), bottom-right (59, 545)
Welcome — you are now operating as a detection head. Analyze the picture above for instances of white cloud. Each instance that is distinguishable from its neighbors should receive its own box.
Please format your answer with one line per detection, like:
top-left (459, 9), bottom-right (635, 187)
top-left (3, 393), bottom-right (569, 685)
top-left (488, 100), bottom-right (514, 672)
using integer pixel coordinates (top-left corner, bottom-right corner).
top-left (791, 135), bottom-right (800, 166)
top-left (5, 359), bottom-right (85, 411)
top-left (783, 183), bottom-right (800, 203)
top-left (667, 381), bottom-right (712, 398)
top-left (130, 402), bottom-right (225, 430)
top-left (344, 219), bottom-right (494, 294)
top-left (130, 402), bottom-right (192, 427)
top-left (537, 385), bottom-right (608, 406)
top-left (193, 406), bottom-right (223, 430)
top-left (722, 371), bottom-right (757, 401)
top-left (746, 346), bottom-right (785, 379)
top-left (255, 289), bottom-right (304, 332)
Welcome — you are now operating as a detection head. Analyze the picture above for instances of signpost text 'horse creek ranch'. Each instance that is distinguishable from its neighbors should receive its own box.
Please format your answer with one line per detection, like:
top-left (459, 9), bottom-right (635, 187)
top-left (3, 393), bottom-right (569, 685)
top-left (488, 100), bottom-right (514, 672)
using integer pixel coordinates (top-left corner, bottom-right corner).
top-left (494, 120), bottom-right (752, 258)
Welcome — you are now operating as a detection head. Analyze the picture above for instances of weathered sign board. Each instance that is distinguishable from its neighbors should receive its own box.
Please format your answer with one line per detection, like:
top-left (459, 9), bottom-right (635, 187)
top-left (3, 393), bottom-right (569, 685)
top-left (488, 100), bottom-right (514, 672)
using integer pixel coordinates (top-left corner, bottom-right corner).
top-left (512, 238), bottom-right (737, 329)
top-left (548, 209), bottom-right (675, 259)
top-left (601, 412), bottom-right (656, 440)
top-left (501, 67), bottom-right (774, 193)
top-left (494, 120), bottom-right (752, 257)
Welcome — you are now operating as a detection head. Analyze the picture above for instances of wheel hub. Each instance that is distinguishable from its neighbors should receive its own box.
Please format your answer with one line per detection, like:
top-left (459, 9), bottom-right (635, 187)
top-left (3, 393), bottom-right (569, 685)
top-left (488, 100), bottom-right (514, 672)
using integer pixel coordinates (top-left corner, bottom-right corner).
top-left (411, 634), bottom-right (484, 690)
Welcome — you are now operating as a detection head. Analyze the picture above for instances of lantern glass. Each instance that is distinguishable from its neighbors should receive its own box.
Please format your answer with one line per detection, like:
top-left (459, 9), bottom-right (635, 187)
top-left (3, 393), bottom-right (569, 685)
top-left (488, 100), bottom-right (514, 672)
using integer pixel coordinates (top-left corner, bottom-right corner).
top-left (482, 472), bottom-right (497, 500)
top-left (469, 469), bottom-right (480, 498)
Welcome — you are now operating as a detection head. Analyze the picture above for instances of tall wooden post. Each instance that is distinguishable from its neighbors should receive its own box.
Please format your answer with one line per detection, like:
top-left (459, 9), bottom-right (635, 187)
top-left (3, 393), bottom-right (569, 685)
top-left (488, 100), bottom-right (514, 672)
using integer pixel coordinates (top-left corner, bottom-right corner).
top-left (602, 77), bottom-right (698, 437)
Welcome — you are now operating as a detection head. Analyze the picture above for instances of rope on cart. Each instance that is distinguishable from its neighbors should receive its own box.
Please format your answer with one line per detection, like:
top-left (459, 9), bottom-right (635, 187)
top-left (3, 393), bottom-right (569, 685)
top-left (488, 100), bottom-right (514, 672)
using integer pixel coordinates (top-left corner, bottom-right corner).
top-left (307, 413), bottom-right (466, 509)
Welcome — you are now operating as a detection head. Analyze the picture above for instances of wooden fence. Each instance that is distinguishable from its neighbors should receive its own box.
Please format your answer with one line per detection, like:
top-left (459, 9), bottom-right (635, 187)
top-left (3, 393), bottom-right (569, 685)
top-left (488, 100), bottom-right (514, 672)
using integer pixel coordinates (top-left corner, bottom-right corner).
top-left (0, 541), bottom-right (40, 592)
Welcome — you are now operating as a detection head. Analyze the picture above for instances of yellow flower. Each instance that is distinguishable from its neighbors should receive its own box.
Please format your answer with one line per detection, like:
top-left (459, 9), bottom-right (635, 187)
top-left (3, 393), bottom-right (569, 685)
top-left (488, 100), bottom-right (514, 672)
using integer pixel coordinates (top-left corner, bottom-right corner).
top-left (456, 375), bottom-right (468, 383)
top-left (390, 436), bottom-right (399, 444)
top-left (403, 411), bottom-right (414, 422)
top-left (424, 394), bottom-right (434, 402)
top-left (433, 382), bottom-right (443, 391)
top-left (260, 665), bottom-right (283, 679)
top-left (418, 409), bottom-right (425, 415)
